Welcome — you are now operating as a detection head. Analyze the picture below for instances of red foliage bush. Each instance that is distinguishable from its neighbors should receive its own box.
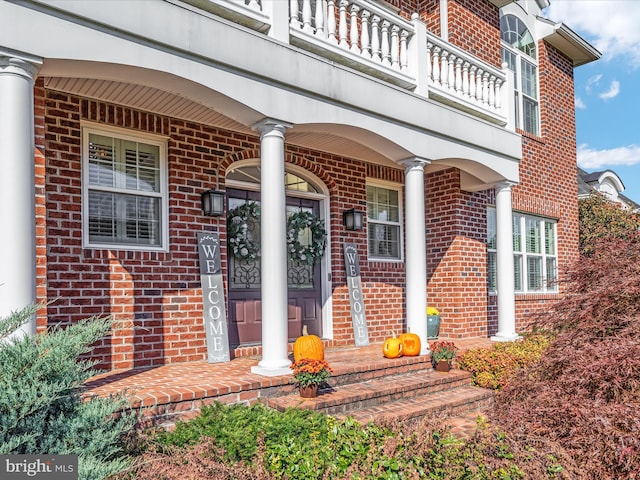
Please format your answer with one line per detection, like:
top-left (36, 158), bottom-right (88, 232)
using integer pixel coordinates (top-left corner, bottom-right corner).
top-left (490, 232), bottom-right (640, 479)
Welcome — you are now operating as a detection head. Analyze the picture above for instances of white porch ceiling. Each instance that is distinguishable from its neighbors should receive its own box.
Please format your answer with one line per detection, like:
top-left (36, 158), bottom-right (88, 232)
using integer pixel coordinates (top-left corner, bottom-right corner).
top-left (43, 77), bottom-right (395, 167)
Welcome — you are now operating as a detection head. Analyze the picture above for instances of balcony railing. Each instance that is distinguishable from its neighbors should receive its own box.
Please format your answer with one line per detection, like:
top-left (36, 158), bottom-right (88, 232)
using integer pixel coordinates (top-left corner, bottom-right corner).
top-left (196, 0), bottom-right (512, 127)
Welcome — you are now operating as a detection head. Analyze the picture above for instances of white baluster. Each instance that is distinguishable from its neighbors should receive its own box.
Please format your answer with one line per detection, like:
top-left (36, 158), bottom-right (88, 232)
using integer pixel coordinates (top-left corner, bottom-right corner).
top-left (302, 0), bottom-right (313, 33)
top-left (390, 25), bottom-right (399, 69)
top-left (381, 20), bottom-right (391, 66)
top-left (432, 47), bottom-right (441, 85)
top-left (290, 0), bottom-right (300, 29)
top-left (469, 65), bottom-right (477, 100)
top-left (440, 50), bottom-right (448, 88)
top-left (349, 4), bottom-right (361, 53)
top-left (338, 0), bottom-right (349, 48)
top-left (488, 75), bottom-right (496, 107)
top-left (455, 58), bottom-right (463, 93)
top-left (371, 15), bottom-right (381, 62)
top-left (327, 0), bottom-right (337, 44)
top-left (495, 78), bottom-right (503, 109)
top-left (361, 10), bottom-right (371, 58)
top-left (482, 72), bottom-right (490, 104)
top-left (462, 62), bottom-right (470, 97)
top-left (400, 29), bottom-right (409, 71)
top-left (426, 43), bottom-right (432, 82)
top-left (315, 0), bottom-right (325, 38)
top-left (476, 69), bottom-right (484, 103)
top-left (447, 54), bottom-right (455, 91)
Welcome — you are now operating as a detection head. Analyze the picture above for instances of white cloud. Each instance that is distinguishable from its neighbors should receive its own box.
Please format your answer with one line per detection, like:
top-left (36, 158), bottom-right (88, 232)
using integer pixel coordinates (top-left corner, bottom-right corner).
top-left (585, 74), bottom-right (602, 94)
top-left (577, 144), bottom-right (640, 169)
top-left (575, 96), bottom-right (586, 109)
top-left (598, 80), bottom-right (620, 99)
top-left (545, 1), bottom-right (640, 68)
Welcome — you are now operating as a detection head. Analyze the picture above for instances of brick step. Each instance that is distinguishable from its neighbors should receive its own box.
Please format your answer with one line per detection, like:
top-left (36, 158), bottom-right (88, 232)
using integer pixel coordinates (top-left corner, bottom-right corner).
top-left (265, 369), bottom-right (492, 423)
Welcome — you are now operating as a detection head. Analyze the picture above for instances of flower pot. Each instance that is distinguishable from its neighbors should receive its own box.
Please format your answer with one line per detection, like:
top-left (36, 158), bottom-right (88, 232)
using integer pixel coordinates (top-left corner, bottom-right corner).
top-left (427, 315), bottom-right (441, 339)
top-left (435, 360), bottom-right (450, 372)
top-left (299, 384), bottom-right (319, 398)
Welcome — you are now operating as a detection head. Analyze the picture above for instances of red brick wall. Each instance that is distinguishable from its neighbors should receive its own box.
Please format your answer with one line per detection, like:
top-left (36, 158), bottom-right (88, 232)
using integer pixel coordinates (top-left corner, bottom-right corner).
top-left (40, 89), bottom-right (413, 368)
top-left (426, 168), bottom-right (493, 338)
top-left (511, 40), bottom-right (579, 329)
top-left (447, 0), bottom-right (501, 68)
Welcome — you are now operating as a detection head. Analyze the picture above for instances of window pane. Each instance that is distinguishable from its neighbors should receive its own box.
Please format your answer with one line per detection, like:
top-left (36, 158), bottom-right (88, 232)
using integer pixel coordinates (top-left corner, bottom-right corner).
top-left (488, 251), bottom-right (497, 291)
top-left (88, 135), bottom-right (116, 187)
top-left (487, 208), bottom-right (497, 249)
top-left (368, 223), bottom-right (400, 258)
top-left (527, 256), bottom-right (542, 291)
top-left (522, 97), bottom-right (538, 135)
top-left (521, 60), bottom-right (537, 98)
top-left (88, 191), bottom-right (116, 238)
top-left (512, 215), bottom-right (522, 252)
top-left (367, 186), bottom-right (399, 222)
top-left (526, 218), bottom-right (541, 253)
top-left (546, 257), bottom-right (557, 289)
top-left (545, 221), bottom-right (556, 254)
top-left (125, 195), bottom-right (160, 244)
top-left (514, 254), bottom-right (522, 291)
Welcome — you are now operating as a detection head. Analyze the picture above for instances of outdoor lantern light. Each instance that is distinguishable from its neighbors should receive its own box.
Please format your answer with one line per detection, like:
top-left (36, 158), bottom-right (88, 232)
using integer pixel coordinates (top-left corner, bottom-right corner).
top-left (343, 208), bottom-right (364, 231)
top-left (201, 190), bottom-right (225, 217)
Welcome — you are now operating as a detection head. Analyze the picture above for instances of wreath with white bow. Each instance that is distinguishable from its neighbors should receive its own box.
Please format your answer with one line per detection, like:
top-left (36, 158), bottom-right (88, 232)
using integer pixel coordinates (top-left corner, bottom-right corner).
top-left (286, 211), bottom-right (327, 265)
top-left (227, 202), bottom-right (261, 261)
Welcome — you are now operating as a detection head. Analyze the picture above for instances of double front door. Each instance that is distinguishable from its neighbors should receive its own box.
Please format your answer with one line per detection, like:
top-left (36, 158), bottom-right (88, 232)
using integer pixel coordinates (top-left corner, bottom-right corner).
top-left (227, 189), bottom-right (322, 346)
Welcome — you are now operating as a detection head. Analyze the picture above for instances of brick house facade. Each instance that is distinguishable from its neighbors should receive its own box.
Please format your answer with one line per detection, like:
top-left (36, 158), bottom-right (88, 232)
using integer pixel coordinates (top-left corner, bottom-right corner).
top-left (0, 0), bottom-right (598, 373)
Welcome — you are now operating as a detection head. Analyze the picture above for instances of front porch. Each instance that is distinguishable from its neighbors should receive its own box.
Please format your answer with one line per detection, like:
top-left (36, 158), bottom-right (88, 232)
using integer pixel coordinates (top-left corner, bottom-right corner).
top-left (84, 336), bottom-right (495, 437)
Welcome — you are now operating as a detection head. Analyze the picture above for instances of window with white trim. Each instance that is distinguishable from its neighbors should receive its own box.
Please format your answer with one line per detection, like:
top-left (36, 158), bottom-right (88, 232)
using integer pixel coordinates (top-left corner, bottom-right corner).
top-left (366, 184), bottom-right (402, 260)
top-left (487, 209), bottom-right (557, 293)
top-left (501, 14), bottom-right (539, 135)
top-left (83, 126), bottom-right (167, 249)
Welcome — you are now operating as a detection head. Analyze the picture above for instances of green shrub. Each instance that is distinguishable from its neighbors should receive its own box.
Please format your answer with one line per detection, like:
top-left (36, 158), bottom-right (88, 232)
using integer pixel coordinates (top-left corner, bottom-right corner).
top-left (135, 401), bottom-right (563, 479)
top-left (458, 333), bottom-right (551, 389)
top-left (0, 306), bottom-right (137, 480)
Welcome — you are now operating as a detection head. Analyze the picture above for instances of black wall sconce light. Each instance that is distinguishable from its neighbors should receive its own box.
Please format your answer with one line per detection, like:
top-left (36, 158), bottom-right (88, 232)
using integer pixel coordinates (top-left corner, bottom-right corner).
top-left (201, 189), bottom-right (225, 217)
top-left (343, 208), bottom-right (364, 231)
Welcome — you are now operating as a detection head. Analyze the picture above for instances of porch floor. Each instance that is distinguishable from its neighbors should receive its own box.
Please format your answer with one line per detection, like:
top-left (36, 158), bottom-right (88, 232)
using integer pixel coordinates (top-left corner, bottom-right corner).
top-left (84, 337), bottom-right (495, 437)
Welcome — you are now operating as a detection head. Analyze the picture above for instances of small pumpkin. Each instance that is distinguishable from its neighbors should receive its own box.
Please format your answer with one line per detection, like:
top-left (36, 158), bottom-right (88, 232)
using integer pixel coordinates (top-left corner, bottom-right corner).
top-left (293, 325), bottom-right (324, 362)
top-left (399, 331), bottom-right (421, 356)
top-left (382, 333), bottom-right (403, 358)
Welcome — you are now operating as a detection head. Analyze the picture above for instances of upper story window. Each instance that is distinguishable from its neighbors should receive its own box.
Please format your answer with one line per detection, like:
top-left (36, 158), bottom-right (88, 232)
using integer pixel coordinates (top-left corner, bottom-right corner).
top-left (366, 183), bottom-right (402, 261)
top-left (487, 209), bottom-right (557, 294)
top-left (501, 14), bottom-right (539, 135)
top-left (83, 125), bottom-right (168, 250)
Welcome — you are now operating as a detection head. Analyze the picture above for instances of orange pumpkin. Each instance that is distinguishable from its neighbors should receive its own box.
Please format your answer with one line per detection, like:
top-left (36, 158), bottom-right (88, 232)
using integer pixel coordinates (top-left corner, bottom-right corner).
top-left (382, 333), bottom-right (403, 358)
top-left (293, 325), bottom-right (324, 362)
top-left (399, 332), bottom-right (421, 356)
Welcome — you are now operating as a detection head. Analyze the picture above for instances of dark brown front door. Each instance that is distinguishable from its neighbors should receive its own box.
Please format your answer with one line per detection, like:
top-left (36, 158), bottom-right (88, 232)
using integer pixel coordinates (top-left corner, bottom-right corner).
top-left (227, 189), bottom-right (323, 347)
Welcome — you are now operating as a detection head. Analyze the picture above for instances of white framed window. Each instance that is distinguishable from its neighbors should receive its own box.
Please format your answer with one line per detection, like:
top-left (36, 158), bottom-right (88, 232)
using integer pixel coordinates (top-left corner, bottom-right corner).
top-left (366, 183), bottom-right (402, 261)
top-left (501, 14), bottom-right (539, 135)
top-left (487, 209), bottom-right (557, 293)
top-left (82, 125), bottom-right (168, 250)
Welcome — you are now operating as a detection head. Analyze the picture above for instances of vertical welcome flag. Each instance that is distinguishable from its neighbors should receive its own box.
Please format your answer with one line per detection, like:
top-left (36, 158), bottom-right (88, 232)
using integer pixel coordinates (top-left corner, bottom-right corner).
top-left (197, 232), bottom-right (230, 363)
top-left (343, 243), bottom-right (370, 346)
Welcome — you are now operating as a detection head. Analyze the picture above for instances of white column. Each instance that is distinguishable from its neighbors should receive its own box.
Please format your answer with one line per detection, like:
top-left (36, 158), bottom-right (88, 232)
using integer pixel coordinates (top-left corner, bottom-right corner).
top-left (402, 158), bottom-right (431, 355)
top-left (492, 182), bottom-right (519, 342)
top-left (251, 119), bottom-right (293, 376)
top-left (0, 55), bottom-right (41, 336)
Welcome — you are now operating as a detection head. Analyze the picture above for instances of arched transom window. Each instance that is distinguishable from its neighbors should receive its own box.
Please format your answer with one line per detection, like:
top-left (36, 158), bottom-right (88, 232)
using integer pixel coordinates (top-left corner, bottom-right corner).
top-left (501, 14), bottom-right (539, 135)
top-left (226, 164), bottom-right (321, 194)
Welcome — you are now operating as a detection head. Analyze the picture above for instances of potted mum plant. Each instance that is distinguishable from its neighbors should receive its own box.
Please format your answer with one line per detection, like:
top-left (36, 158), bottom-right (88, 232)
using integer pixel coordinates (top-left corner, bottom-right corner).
top-left (430, 340), bottom-right (458, 372)
top-left (290, 358), bottom-right (333, 398)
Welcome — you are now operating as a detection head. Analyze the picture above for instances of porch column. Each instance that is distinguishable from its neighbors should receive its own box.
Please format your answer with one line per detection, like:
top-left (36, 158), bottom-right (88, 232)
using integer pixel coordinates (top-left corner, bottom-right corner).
top-left (0, 54), bottom-right (41, 336)
top-left (492, 181), bottom-right (519, 341)
top-left (251, 118), bottom-right (293, 376)
top-left (402, 157), bottom-right (430, 355)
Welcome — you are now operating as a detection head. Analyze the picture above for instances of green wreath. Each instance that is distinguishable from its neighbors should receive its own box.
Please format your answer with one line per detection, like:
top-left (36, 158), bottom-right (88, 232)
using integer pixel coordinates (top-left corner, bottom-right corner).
top-left (287, 211), bottom-right (327, 266)
top-left (227, 202), bottom-right (261, 261)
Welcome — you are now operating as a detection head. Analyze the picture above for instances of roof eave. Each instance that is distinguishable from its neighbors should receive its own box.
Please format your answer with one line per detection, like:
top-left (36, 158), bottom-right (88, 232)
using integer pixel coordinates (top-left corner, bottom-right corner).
top-left (538, 17), bottom-right (601, 67)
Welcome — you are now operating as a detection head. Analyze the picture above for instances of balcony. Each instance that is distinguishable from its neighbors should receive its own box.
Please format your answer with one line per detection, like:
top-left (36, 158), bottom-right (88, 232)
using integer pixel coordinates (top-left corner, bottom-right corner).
top-left (198, 0), bottom-right (512, 127)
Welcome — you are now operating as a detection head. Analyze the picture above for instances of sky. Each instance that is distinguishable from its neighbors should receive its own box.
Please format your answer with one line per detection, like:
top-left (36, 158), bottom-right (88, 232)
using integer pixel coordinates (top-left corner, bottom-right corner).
top-left (543, 0), bottom-right (640, 205)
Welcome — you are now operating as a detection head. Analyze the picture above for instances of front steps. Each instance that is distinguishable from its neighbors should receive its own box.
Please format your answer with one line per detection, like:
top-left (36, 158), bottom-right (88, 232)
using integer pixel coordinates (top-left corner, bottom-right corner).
top-left (266, 363), bottom-right (494, 426)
